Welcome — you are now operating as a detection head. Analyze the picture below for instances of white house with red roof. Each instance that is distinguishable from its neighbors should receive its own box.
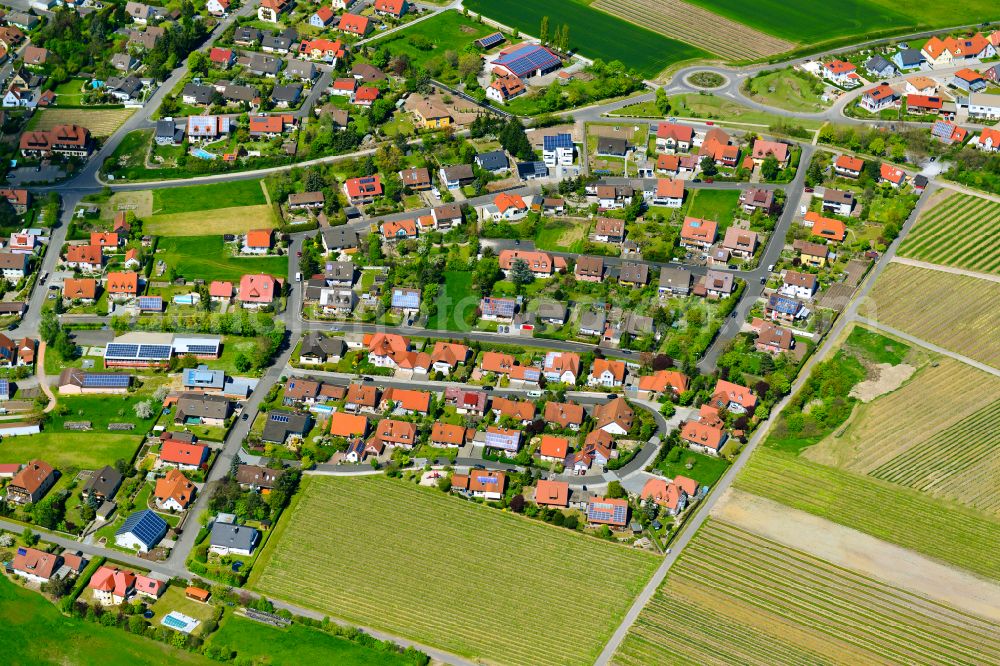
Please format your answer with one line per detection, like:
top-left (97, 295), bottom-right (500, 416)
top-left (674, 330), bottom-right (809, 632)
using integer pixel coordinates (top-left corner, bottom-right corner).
top-left (711, 379), bottom-right (757, 414)
top-left (974, 127), bottom-right (1000, 152)
top-left (859, 84), bottom-right (899, 113)
top-left (159, 439), bottom-right (209, 470)
top-left (373, 0), bottom-right (408, 18)
top-left (655, 123), bottom-right (694, 153)
top-left (344, 174), bottom-right (382, 205)
top-left (206, 0), bottom-right (229, 16)
top-left (879, 163), bottom-right (906, 187)
top-left (89, 566), bottom-right (136, 605)
top-left (822, 60), bottom-right (859, 86)
top-left (237, 273), bottom-right (281, 308)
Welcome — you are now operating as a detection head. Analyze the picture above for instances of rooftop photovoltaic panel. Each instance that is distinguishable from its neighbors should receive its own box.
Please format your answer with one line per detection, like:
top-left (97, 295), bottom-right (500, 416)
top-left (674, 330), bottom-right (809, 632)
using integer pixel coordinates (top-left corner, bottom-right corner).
top-left (184, 344), bottom-right (218, 355)
top-left (543, 133), bottom-right (573, 150)
top-left (271, 414), bottom-right (289, 423)
top-left (105, 343), bottom-right (140, 358)
top-left (476, 32), bottom-right (504, 49)
top-left (137, 296), bottom-right (162, 309)
top-left (83, 374), bottom-right (131, 388)
top-left (138, 344), bottom-right (173, 359)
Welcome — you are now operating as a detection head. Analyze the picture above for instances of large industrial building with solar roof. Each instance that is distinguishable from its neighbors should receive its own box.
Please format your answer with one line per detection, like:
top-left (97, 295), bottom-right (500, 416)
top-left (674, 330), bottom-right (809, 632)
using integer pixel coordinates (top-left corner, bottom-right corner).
top-left (103, 332), bottom-right (222, 367)
top-left (490, 43), bottom-right (562, 79)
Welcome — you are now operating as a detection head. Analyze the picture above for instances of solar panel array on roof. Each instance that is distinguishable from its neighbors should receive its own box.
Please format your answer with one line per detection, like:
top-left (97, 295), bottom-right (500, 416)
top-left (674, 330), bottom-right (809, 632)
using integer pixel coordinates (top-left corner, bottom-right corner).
top-left (270, 413), bottom-right (289, 423)
top-left (138, 345), bottom-right (173, 359)
top-left (587, 501), bottom-right (627, 523)
top-left (543, 133), bottom-right (573, 150)
top-left (116, 509), bottom-right (167, 547)
top-left (82, 374), bottom-right (131, 388)
top-left (474, 474), bottom-right (498, 485)
top-left (476, 32), bottom-right (504, 48)
top-left (183, 344), bottom-right (218, 355)
top-left (484, 430), bottom-right (518, 450)
top-left (105, 343), bottom-right (139, 358)
top-left (106, 342), bottom-right (172, 361)
top-left (495, 44), bottom-right (560, 78)
top-left (137, 296), bottom-right (162, 310)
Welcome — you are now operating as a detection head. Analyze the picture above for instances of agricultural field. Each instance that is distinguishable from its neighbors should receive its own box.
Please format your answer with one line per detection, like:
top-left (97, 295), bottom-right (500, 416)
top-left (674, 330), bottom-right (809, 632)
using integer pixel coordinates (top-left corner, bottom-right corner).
top-left (744, 67), bottom-right (829, 113)
top-left (805, 357), bottom-right (1000, 469)
top-left (614, 518), bottom-right (1000, 665)
top-left (592, 0), bottom-right (794, 61)
top-left (0, 576), bottom-right (209, 666)
top-left (898, 191), bottom-right (1000, 275)
top-left (463, 0), bottom-right (711, 78)
top-left (157, 236), bottom-right (289, 283)
top-left (251, 476), bottom-right (659, 666)
top-left (736, 447), bottom-right (1000, 581)
top-left (684, 188), bottom-right (740, 230)
top-left (861, 263), bottom-right (1000, 369)
top-left (870, 399), bottom-right (1000, 516)
top-left (151, 180), bottom-right (267, 214)
top-left (28, 108), bottom-right (136, 138)
top-left (683, 0), bottom-right (909, 44)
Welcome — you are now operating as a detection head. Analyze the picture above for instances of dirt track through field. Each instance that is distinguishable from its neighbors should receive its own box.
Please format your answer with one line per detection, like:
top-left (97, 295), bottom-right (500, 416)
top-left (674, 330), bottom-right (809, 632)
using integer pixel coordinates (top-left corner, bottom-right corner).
top-left (593, 0), bottom-right (795, 61)
top-left (712, 488), bottom-right (1000, 623)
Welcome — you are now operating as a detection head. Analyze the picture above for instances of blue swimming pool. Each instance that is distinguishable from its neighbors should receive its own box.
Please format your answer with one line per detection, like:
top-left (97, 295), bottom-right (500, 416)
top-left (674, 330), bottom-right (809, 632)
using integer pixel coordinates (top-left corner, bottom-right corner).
top-left (192, 148), bottom-right (216, 160)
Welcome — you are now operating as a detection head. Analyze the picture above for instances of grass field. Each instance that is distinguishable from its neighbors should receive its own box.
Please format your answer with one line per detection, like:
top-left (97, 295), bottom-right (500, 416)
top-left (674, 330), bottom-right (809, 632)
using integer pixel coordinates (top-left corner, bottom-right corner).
top-left (614, 518), bottom-right (1000, 665)
top-left (656, 449), bottom-right (729, 487)
top-left (251, 476), bottom-right (659, 665)
top-left (861, 263), bottom-right (1000, 369)
top-left (50, 393), bottom-right (160, 431)
top-left (592, 0), bottom-right (794, 61)
top-left (898, 192), bottom-right (1000, 275)
top-left (0, 576), bottom-right (209, 666)
top-left (463, 0), bottom-right (711, 78)
top-left (621, 93), bottom-right (826, 131)
top-left (735, 447), bottom-right (1000, 581)
top-left (145, 205), bottom-right (276, 236)
top-left (158, 236), bottom-right (288, 282)
top-left (745, 67), bottom-right (829, 112)
top-left (0, 432), bottom-right (142, 470)
top-left (375, 10), bottom-right (497, 73)
top-left (208, 612), bottom-right (413, 665)
top-left (684, 188), bottom-right (740, 229)
top-left (28, 108), bottom-right (136, 138)
top-left (534, 217), bottom-right (587, 252)
top-left (151, 180), bottom-right (266, 215)
top-left (870, 399), bottom-right (1000, 516)
top-left (426, 270), bottom-right (474, 331)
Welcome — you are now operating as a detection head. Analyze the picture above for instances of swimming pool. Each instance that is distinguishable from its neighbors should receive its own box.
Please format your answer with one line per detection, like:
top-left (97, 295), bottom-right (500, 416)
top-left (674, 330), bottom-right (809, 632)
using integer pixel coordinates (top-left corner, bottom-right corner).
top-left (192, 148), bottom-right (216, 160)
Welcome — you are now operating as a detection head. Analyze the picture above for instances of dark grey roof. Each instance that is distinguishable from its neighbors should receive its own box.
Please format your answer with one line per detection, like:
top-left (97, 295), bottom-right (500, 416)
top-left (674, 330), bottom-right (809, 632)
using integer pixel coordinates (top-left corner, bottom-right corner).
top-left (517, 161), bottom-right (548, 179)
top-left (285, 59), bottom-right (317, 79)
top-left (261, 34), bottom-right (292, 51)
top-left (182, 83), bottom-right (215, 105)
top-left (324, 261), bottom-right (356, 282)
top-left (475, 150), bottom-right (509, 172)
top-left (261, 410), bottom-right (312, 444)
top-left (83, 465), bottom-right (123, 499)
top-left (175, 393), bottom-right (231, 421)
top-left (155, 119), bottom-right (179, 139)
top-left (896, 48), bottom-right (924, 66)
top-left (224, 84), bottom-right (259, 103)
top-left (320, 226), bottom-right (359, 249)
top-left (246, 53), bottom-right (282, 75)
top-left (271, 84), bottom-right (302, 103)
top-left (597, 137), bottom-right (628, 155)
top-left (578, 310), bottom-right (607, 332)
top-left (234, 26), bottom-right (262, 43)
top-left (535, 299), bottom-right (567, 321)
top-left (210, 521), bottom-right (260, 551)
top-left (865, 55), bottom-right (895, 74)
top-left (300, 332), bottom-right (346, 359)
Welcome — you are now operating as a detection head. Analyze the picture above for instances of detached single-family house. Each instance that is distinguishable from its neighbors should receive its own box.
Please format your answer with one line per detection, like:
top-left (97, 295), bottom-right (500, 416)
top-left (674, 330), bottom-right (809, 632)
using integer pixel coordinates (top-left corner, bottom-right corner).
top-left (860, 84), bottom-right (899, 113)
top-left (822, 189), bottom-right (854, 216)
top-left (115, 510), bottom-right (167, 553)
top-left (834, 154), bottom-right (863, 178)
top-left (210, 521), bottom-right (260, 556)
top-left (588, 359), bottom-right (626, 388)
top-left (864, 55), bottom-right (897, 78)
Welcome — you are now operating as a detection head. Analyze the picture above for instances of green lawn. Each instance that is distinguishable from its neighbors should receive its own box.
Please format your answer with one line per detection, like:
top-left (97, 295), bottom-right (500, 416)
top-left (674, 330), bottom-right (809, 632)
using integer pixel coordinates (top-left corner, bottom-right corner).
top-left (151, 180), bottom-right (266, 214)
top-left (657, 449), bottom-right (730, 487)
top-left (426, 271), bottom-right (474, 332)
top-left (0, 433), bottom-right (142, 470)
top-left (375, 10), bottom-right (498, 79)
top-left (623, 94), bottom-right (825, 131)
top-left (744, 68), bottom-right (829, 113)
top-left (149, 586), bottom-right (217, 636)
top-left (208, 611), bottom-right (415, 665)
top-left (463, 0), bottom-right (711, 78)
top-left (54, 78), bottom-right (88, 105)
top-left (251, 476), bottom-right (659, 666)
top-left (49, 394), bottom-right (159, 431)
top-left (157, 236), bottom-right (288, 282)
top-left (0, 576), bottom-right (210, 666)
top-left (684, 189), bottom-right (740, 229)
top-left (535, 218), bottom-right (587, 253)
